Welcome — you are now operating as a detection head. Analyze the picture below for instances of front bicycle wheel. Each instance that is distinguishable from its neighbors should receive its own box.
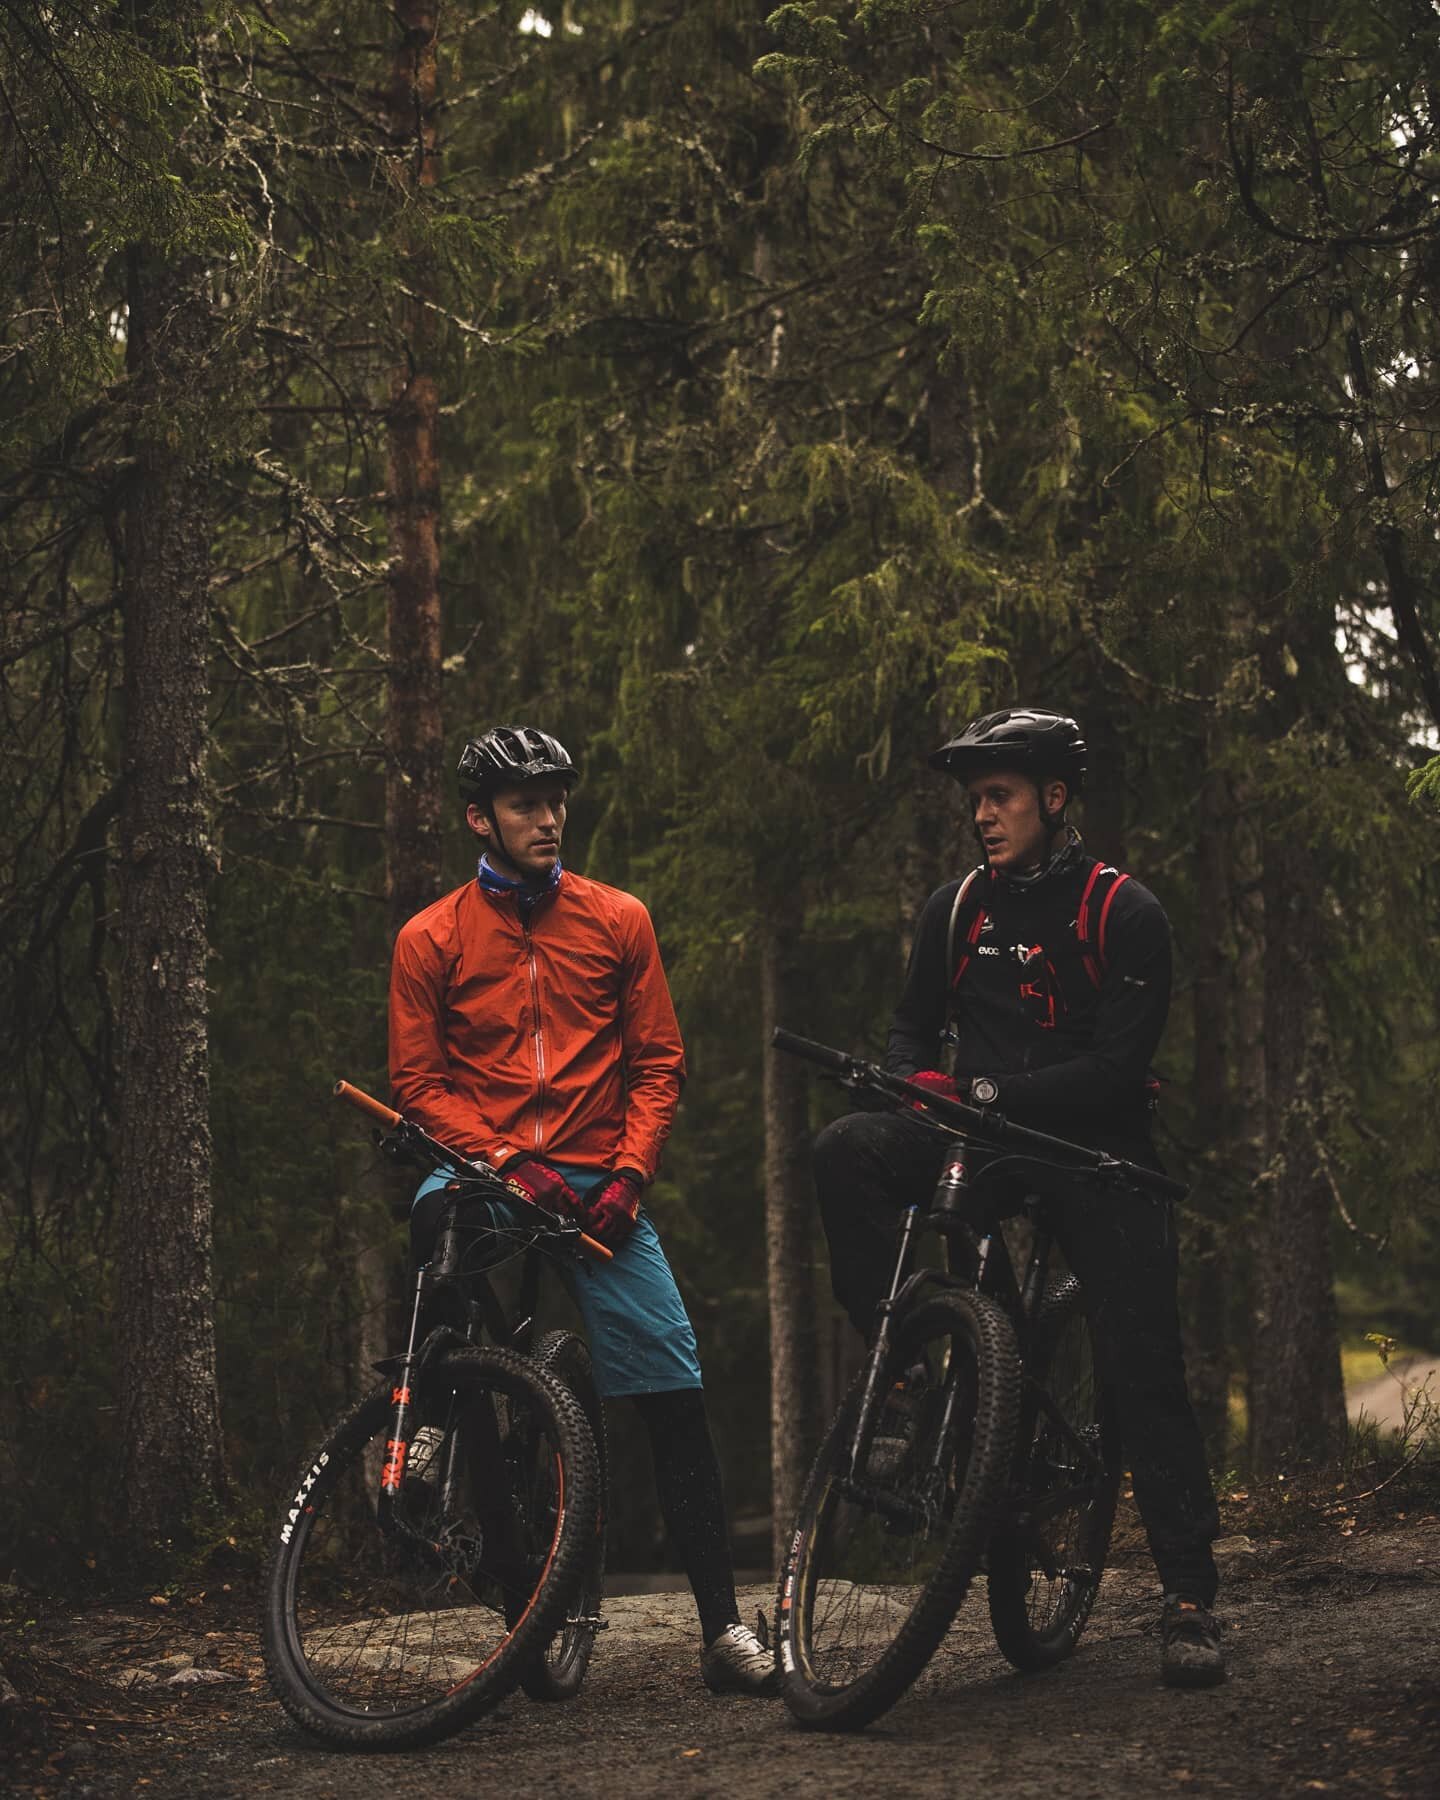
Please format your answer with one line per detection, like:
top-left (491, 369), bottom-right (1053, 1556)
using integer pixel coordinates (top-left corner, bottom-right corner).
top-left (515, 1330), bottom-right (608, 1701)
top-left (776, 1289), bottom-right (1020, 1731)
top-left (987, 1277), bottom-right (1120, 1671)
top-left (262, 1346), bottom-right (597, 1749)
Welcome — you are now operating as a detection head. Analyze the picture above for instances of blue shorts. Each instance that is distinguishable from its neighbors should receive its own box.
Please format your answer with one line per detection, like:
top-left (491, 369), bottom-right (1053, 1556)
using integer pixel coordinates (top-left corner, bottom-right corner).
top-left (412, 1164), bottom-right (703, 1399)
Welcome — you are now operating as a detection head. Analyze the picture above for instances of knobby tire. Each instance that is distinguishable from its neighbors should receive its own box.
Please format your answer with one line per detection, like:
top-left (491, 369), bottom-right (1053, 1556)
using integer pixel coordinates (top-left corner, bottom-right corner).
top-left (987, 1277), bottom-right (1120, 1671)
top-left (776, 1289), bottom-right (1020, 1731)
top-left (516, 1330), bottom-right (608, 1700)
top-left (262, 1346), bottom-right (597, 1749)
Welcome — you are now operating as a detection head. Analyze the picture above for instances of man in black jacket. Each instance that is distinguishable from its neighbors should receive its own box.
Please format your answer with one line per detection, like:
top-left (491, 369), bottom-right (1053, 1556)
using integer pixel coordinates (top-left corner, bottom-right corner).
top-left (814, 707), bottom-right (1224, 1688)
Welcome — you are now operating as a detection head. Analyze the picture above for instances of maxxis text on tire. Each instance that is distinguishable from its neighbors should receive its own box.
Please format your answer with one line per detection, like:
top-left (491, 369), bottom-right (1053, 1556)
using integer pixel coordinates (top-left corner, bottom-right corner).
top-left (261, 1346), bottom-right (597, 1749)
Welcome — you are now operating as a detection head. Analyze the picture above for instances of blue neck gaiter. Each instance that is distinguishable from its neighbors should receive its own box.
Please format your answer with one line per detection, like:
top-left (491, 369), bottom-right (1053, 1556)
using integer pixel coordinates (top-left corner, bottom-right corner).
top-left (478, 852), bottom-right (563, 917)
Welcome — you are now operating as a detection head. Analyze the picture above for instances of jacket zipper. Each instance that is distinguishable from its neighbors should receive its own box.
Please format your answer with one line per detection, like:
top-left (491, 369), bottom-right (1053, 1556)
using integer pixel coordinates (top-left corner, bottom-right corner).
top-left (524, 917), bottom-right (546, 1152)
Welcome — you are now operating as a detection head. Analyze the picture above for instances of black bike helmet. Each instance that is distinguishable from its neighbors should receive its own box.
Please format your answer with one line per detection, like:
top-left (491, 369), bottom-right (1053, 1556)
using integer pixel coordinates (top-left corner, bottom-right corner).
top-left (457, 726), bottom-right (578, 805)
top-left (929, 707), bottom-right (1087, 795)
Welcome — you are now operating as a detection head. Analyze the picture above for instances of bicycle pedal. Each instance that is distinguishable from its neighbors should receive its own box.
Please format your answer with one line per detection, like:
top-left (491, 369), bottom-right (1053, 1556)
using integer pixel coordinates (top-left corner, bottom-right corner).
top-left (566, 1614), bottom-right (607, 1631)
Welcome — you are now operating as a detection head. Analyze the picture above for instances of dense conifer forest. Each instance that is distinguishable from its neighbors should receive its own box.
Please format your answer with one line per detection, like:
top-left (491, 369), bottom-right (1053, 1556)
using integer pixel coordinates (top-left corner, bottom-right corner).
top-left (1, 0), bottom-right (1436, 1576)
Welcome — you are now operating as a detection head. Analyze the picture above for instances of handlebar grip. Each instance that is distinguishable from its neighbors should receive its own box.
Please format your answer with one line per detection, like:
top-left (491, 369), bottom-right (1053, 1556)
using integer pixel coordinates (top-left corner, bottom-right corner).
top-left (578, 1231), bottom-right (614, 1263)
top-left (333, 1080), bottom-right (402, 1129)
top-left (771, 1028), bottom-right (852, 1072)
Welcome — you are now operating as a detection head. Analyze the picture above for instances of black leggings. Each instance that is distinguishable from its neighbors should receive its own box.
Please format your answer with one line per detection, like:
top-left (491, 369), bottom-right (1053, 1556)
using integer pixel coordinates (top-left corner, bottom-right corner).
top-left (630, 1387), bottom-right (740, 1645)
top-left (814, 1107), bottom-right (1221, 1605)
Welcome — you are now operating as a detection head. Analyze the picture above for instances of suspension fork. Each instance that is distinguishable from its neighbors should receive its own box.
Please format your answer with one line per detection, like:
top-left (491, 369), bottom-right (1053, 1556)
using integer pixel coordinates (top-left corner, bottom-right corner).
top-left (847, 1147), bottom-right (987, 1487)
top-left (921, 1225), bottom-right (995, 1493)
top-left (376, 1217), bottom-right (466, 1526)
top-left (377, 1261), bottom-right (431, 1528)
top-left (844, 1203), bottom-right (923, 1480)
top-left (917, 1152), bottom-right (1030, 1493)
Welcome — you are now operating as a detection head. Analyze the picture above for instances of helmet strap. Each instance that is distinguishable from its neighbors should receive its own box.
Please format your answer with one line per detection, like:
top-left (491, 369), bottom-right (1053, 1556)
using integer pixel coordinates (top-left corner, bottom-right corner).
top-left (484, 804), bottom-right (519, 875)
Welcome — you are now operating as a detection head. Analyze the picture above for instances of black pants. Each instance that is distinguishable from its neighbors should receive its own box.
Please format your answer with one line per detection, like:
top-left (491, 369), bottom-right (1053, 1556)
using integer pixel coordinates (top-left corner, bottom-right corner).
top-left (813, 1108), bottom-right (1221, 1605)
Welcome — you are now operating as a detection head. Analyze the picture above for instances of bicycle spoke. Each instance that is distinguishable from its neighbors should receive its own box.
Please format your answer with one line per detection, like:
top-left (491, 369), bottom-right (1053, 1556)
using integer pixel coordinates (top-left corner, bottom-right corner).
top-left (263, 1348), bottom-right (597, 1747)
top-left (989, 1282), bottom-right (1119, 1670)
top-left (778, 1291), bottom-right (1019, 1729)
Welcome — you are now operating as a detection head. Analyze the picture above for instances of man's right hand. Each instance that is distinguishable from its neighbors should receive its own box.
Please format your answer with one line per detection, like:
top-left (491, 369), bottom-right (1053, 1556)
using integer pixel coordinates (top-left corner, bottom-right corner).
top-left (907, 1069), bottom-right (960, 1108)
top-left (500, 1156), bottom-right (583, 1218)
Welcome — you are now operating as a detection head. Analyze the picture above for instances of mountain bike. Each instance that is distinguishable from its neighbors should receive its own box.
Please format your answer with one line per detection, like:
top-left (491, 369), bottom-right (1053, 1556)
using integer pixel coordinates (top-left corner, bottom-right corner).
top-left (770, 1031), bottom-right (1186, 1732)
top-left (261, 1081), bottom-right (610, 1750)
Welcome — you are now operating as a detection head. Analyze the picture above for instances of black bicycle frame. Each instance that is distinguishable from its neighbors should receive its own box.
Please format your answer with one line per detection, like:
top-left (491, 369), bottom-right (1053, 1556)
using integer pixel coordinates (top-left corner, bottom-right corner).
top-left (371, 1178), bottom-right (590, 1537)
top-left (772, 1028), bottom-right (1186, 1510)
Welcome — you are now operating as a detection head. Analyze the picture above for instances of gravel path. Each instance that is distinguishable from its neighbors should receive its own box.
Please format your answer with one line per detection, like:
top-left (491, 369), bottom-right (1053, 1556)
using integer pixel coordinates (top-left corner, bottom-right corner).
top-left (10, 1521), bottom-right (1438, 1799)
top-left (1347, 1358), bottom-right (1440, 1438)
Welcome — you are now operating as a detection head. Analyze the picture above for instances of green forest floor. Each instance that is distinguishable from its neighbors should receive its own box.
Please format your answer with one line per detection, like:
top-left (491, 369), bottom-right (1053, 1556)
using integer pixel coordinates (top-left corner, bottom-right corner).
top-left (4, 1462), bottom-right (1438, 1799)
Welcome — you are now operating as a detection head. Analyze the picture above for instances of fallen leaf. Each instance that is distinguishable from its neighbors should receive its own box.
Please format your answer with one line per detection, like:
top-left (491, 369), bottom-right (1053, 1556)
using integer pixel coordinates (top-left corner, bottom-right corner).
top-left (681, 1748), bottom-right (701, 1758)
top-left (148, 1595), bottom-right (169, 1608)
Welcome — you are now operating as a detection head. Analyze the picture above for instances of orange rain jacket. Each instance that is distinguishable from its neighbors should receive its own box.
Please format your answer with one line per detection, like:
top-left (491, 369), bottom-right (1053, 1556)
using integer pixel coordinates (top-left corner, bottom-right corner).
top-left (388, 871), bottom-right (686, 1180)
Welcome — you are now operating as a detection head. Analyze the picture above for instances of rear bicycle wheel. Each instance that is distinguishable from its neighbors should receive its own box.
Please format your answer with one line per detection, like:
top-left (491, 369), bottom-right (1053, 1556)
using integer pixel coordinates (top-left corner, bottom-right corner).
top-left (987, 1278), bottom-right (1120, 1671)
top-left (776, 1289), bottom-right (1020, 1731)
top-left (262, 1346), bottom-right (597, 1748)
top-left (515, 1330), bottom-right (607, 1700)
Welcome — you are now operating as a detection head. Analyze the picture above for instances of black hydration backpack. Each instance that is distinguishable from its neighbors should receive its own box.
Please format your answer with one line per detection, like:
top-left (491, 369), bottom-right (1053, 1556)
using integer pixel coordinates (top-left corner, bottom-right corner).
top-left (946, 860), bottom-right (1133, 994)
top-left (946, 859), bottom-right (1160, 1104)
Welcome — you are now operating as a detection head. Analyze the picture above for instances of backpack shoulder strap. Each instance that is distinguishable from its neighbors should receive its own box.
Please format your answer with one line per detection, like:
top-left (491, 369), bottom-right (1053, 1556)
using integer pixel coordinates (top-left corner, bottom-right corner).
top-left (947, 865), bottom-right (988, 993)
top-left (1075, 860), bottom-right (1132, 988)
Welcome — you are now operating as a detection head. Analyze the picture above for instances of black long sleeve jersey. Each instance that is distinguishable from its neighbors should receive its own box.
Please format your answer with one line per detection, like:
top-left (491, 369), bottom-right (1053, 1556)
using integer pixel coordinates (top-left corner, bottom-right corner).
top-left (886, 857), bottom-right (1171, 1147)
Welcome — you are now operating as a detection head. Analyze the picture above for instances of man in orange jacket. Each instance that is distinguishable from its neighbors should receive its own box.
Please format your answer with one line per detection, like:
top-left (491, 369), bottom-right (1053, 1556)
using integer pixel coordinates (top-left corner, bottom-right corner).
top-left (389, 724), bottom-right (775, 1695)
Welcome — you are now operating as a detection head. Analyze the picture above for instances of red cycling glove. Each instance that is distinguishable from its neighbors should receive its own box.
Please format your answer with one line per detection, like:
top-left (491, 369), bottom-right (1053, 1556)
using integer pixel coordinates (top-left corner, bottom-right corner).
top-left (583, 1168), bottom-right (645, 1250)
top-left (907, 1069), bottom-right (960, 1110)
top-left (500, 1156), bottom-right (583, 1218)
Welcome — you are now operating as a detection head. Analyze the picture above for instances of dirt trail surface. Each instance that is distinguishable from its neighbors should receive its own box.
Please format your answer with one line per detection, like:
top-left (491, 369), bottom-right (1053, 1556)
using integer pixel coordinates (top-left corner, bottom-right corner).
top-left (7, 1521), bottom-right (1438, 1800)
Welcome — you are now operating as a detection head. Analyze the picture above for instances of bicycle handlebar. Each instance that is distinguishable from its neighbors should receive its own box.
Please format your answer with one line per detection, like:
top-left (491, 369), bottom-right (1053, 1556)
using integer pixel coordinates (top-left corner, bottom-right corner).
top-left (331, 1080), bottom-right (614, 1262)
top-left (334, 1079), bottom-right (402, 1129)
top-left (771, 1028), bottom-right (1188, 1202)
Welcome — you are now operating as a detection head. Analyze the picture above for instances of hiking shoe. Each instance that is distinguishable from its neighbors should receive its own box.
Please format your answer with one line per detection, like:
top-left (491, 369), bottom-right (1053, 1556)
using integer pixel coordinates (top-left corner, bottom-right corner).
top-left (700, 1623), bottom-right (780, 1696)
top-left (1160, 1595), bottom-right (1226, 1688)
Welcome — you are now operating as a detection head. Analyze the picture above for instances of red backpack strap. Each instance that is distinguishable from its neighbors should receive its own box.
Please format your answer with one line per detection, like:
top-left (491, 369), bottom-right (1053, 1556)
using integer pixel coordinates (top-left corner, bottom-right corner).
top-left (947, 866), bottom-right (987, 992)
top-left (1075, 861), bottom-right (1130, 989)
top-left (1096, 871), bottom-right (1131, 968)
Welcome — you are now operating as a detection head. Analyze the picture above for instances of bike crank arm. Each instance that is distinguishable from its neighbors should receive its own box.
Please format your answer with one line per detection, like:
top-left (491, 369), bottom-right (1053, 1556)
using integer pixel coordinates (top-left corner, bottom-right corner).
top-left (831, 1475), bottom-right (934, 1533)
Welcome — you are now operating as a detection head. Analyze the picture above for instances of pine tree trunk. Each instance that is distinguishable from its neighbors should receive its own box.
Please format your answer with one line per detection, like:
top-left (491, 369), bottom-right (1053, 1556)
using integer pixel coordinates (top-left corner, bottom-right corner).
top-left (114, 241), bottom-right (226, 1551)
top-left (367, 0), bottom-right (445, 1426)
top-left (1182, 752), bottom-right (1232, 1460)
top-left (1079, 702), bottom-right (1127, 870)
top-left (761, 920), bottom-right (820, 1573)
top-left (1230, 788), bottom-right (1266, 1444)
top-left (1248, 831), bottom-right (1347, 1472)
top-left (385, 0), bottom-right (445, 942)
